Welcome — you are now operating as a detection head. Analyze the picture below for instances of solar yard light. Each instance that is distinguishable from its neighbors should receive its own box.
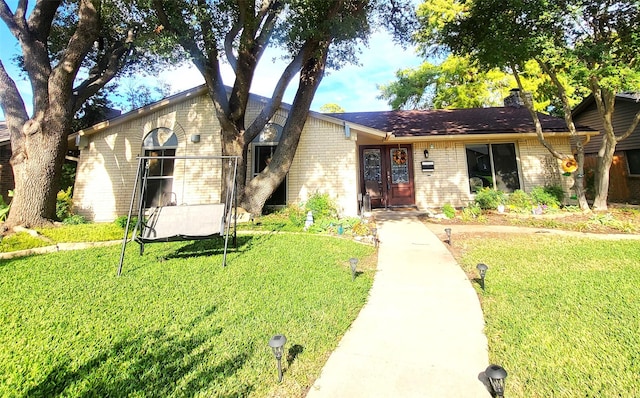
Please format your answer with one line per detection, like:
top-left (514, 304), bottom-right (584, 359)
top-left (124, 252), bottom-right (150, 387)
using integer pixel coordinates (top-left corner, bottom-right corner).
top-left (485, 364), bottom-right (507, 397)
top-left (268, 334), bottom-right (287, 382)
top-left (444, 228), bottom-right (452, 245)
top-left (349, 258), bottom-right (358, 281)
top-left (477, 263), bottom-right (488, 291)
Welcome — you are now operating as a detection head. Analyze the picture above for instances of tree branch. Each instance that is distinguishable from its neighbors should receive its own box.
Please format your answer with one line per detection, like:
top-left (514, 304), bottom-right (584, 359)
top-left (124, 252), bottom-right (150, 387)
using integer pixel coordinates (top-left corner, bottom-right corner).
top-left (617, 109), bottom-right (640, 143)
top-left (0, 59), bottom-right (29, 125)
top-left (511, 63), bottom-right (565, 160)
top-left (245, 47), bottom-right (306, 141)
top-left (538, 60), bottom-right (587, 155)
top-left (153, 0), bottom-right (229, 125)
top-left (73, 41), bottom-right (132, 109)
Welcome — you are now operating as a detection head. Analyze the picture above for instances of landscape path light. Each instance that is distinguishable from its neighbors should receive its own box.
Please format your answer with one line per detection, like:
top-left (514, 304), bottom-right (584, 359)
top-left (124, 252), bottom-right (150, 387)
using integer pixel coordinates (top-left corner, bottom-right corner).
top-left (444, 228), bottom-right (452, 245)
top-left (477, 263), bottom-right (488, 291)
top-left (268, 334), bottom-right (287, 382)
top-left (485, 364), bottom-right (507, 397)
top-left (349, 258), bottom-right (358, 281)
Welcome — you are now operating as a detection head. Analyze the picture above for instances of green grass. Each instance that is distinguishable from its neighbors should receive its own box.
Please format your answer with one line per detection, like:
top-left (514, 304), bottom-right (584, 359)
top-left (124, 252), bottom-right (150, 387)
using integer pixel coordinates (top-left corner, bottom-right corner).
top-left (457, 235), bottom-right (640, 397)
top-left (0, 232), bottom-right (51, 252)
top-left (36, 223), bottom-right (126, 243)
top-left (1, 223), bottom-right (127, 254)
top-left (0, 233), bottom-right (375, 397)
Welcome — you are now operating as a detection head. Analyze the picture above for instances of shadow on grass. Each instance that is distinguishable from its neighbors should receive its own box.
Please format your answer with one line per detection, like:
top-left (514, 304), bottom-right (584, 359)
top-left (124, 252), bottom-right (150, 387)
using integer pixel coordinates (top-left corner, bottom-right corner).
top-left (165, 235), bottom-right (256, 260)
top-left (24, 313), bottom-right (254, 397)
top-left (472, 277), bottom-right (488, 291)
top-left (287, 344), bottom-right (304, 367)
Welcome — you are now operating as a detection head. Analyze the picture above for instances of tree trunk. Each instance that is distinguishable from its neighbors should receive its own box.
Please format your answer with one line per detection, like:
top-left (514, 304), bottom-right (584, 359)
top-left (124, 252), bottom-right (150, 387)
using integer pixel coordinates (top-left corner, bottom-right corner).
top-left (592, 135), bottom-right (616, 211)
top-left (6, 116), bottom-right (67, 227)
top-left (572, 149), bottom-right (590, 210)
top-left (240, 43), bottom-right (329, 215)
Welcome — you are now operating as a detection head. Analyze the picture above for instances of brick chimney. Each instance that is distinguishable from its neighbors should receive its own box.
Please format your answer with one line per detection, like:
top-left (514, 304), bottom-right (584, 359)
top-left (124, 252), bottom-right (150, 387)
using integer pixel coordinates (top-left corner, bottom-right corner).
top-left (504, 88), bottom-right (524, 108)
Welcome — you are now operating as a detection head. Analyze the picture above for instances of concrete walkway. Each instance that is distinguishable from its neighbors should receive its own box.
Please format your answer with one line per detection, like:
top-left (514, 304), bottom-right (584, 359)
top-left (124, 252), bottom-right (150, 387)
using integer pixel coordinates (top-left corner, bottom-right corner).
top-left (306, 210), bottom-right (491, 397)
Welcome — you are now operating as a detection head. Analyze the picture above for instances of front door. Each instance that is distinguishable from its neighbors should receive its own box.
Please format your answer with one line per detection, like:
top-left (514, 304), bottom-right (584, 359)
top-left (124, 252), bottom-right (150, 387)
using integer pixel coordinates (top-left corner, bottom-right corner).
top-left (360, 145), bottom-right (415, 208)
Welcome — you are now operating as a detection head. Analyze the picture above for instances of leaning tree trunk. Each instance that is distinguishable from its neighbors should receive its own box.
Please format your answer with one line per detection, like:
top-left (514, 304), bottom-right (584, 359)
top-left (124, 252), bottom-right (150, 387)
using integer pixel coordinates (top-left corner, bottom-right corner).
top-left (6, 116), bottom-right (68, 227)
top-left (220, 128), bottom-right (249, 208)
top-left (592, 135), bottom-right (616, 211)
top-left (240, 44), bottom-right (329, 215)
top-left (572, 149), bottom-right (590, 210)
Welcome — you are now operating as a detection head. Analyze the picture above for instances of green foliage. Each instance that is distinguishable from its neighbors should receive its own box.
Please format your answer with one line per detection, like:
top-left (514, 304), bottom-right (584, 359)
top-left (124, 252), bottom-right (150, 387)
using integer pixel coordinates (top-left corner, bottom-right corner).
top-left (474, 188), bottom-right (505, 210)
top-left (461, 203), bottom-right (484, 221)
top-left (442, 203), bottom-right (456, 219)
top-left (542, 184), bottom-right (564, 203)
top-left (114, 215), bottom-right (139, 230)
top-left (459, 235), bottom-right (640, 397)
top-left (0, 190), bottom-right (12, 222)
top-left (34, 223), bottom-right (127, 245)
top-left (0, 232), bottom-right (49, 252)
top-left (319, 103), bottom-right (346, 113)
top-left (0, 234), bottom-right (375, 397)
top-left (305, 192), bottom-right (339, 220)
top-left (506, 189), bottom-right (532, 211)
top-left (59, 161), bottom-right (77, 192)
top-left (530, 186), bottom-right (561, 208)
top-left (378, 55), bottom-right (555, 111)
top-left (62, 214), bottom-right (88, 225)
top-left (56, 187), bottom-right (74, 221)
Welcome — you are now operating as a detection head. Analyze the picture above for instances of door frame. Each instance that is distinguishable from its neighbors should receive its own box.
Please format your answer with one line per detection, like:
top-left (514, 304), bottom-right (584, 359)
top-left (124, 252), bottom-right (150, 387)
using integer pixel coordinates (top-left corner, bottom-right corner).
top-left (359, 144), bottom-right (415, 209)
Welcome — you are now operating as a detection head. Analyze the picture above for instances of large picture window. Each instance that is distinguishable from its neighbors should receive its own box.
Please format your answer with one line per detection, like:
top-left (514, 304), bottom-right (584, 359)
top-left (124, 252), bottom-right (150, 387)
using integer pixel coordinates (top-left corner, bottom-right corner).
top-left (627, 149), bottom-right (640, 176)
top-left (466, 143), bottom-right (520, 193)
top-left (142, 128), bottom-right (178, 207)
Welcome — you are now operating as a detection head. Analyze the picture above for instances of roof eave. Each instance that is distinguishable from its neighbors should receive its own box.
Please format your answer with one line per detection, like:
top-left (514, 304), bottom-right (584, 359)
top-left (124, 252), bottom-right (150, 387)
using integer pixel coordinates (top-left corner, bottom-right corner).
top-left (386, 130), bottom-right (598, 143)
top-left (75, 85), bottom-right (210, 137)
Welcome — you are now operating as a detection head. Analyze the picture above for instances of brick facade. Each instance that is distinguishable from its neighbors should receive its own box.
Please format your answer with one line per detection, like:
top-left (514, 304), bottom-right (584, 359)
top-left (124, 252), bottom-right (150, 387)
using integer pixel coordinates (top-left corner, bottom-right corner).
top-left (410, 138), bottom-right (574, 210)
top-left (74, 87), bottom-right (576, 221)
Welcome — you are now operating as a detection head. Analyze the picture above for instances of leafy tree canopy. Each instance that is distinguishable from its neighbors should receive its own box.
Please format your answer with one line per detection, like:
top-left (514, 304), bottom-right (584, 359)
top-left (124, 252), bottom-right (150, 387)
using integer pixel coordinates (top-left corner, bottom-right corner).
top-left (319, 103), bottom-right (346, 113)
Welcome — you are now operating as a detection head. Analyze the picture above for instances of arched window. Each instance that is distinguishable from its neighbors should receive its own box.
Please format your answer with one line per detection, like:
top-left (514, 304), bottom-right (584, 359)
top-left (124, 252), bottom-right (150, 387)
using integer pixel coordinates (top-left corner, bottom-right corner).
top-left (143, 127), bottom-right (178, 207)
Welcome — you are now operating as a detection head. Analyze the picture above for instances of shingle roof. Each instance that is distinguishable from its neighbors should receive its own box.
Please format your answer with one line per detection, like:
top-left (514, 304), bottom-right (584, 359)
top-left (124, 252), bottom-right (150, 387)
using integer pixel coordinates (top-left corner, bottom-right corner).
top-left (328, 107), bottom-right (586, 136)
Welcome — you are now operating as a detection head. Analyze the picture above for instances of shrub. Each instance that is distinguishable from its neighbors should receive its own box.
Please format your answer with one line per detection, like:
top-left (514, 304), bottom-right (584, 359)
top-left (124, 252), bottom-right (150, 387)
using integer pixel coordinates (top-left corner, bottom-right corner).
top-left (442, 203), bottom-right (456, 219)
top-left (474, 188), bottom-right (505, 210)
top-left (114, 215), bottom-right (139, 231)
top-left (530, 186), bottom-right (561, 208)
top-left (62, 214), bottom-right (88, 225)
top-left (305, 192), bottom-right (338, 220)
top-left (56, 187), bottom-right (74, 221)
top-left (461, 203), bottom-right (483, 221)
top-left (507, 190), bottom-right (532, 211)
top-left (543, 184), bottom-right (565, 204)
top-left (351, 221), bottom-right (371, 236)
top-left (286, 204), bottom-right (306, 227)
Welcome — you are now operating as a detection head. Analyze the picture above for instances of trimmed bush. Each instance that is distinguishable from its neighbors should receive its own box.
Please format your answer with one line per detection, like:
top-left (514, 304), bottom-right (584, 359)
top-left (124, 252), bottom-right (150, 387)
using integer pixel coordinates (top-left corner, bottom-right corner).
top-left (474, 188), bottom-right (505, 210)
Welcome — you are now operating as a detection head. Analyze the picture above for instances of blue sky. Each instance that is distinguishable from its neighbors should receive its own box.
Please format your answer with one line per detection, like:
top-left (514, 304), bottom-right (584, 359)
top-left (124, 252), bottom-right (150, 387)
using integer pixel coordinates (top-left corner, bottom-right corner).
top-left (0, 8), bottom-right (423, 119)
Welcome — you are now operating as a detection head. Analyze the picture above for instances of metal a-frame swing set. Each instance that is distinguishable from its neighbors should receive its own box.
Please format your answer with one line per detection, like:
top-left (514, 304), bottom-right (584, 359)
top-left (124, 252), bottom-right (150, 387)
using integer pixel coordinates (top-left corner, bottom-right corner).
top-left (117, 155), bottom-right (239, 275)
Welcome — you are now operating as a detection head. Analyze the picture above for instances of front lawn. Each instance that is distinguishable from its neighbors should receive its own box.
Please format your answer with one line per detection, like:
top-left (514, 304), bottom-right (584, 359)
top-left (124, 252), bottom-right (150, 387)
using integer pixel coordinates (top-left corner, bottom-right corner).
top-left (456, 235), bottom-right (640, 397)
top-left (0, 233), bottom-right (375, 397)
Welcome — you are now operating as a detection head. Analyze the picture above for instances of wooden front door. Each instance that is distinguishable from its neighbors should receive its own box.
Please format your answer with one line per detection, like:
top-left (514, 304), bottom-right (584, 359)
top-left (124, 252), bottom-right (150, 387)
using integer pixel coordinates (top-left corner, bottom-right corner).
top-left (360, 145), bottom-right (415, 208)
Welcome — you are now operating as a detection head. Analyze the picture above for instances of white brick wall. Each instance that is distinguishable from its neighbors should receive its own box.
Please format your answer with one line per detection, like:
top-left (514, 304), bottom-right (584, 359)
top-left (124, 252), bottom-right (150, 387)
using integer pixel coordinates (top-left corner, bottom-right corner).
top-left (74, 88), bottom-right (574, 221)
top-left (411, 137), bottom-right (574, 210)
